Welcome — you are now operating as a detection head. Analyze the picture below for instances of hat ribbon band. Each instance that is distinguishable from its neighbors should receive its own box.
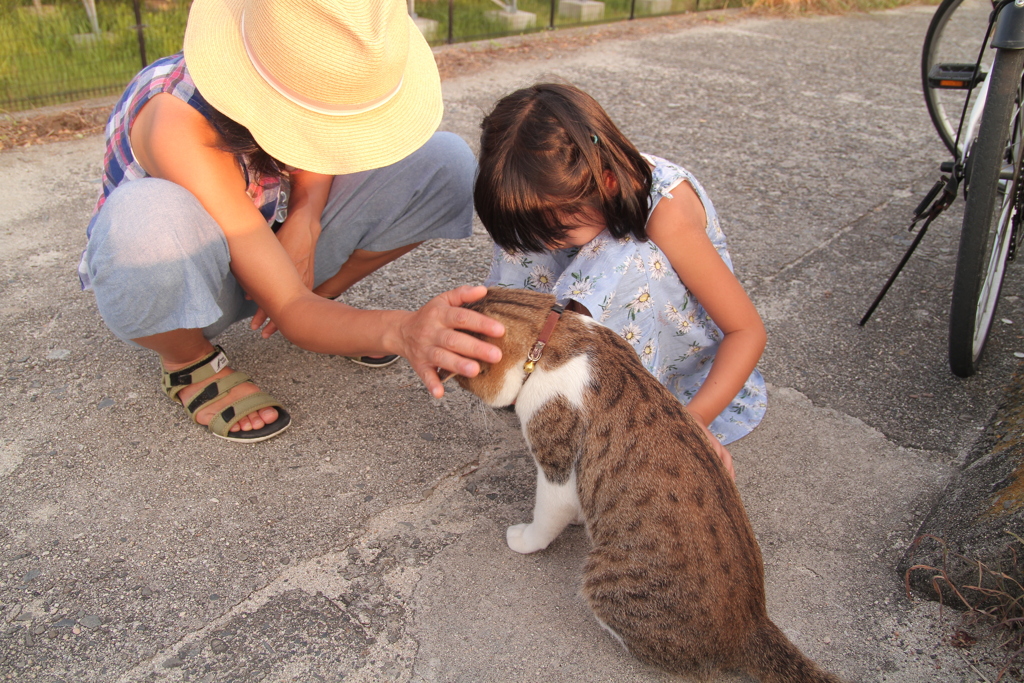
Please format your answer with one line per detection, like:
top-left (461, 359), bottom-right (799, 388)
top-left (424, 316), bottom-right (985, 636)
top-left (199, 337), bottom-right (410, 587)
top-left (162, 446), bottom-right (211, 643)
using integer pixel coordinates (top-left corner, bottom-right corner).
top-left (240, 10), bottom-right (403, 117)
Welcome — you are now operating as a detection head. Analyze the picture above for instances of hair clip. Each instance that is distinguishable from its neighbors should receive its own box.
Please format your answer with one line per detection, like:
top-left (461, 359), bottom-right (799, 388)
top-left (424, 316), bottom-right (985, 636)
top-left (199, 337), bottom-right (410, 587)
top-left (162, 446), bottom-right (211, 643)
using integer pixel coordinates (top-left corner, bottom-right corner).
top-left (591, 134), bottom-right (599, 144)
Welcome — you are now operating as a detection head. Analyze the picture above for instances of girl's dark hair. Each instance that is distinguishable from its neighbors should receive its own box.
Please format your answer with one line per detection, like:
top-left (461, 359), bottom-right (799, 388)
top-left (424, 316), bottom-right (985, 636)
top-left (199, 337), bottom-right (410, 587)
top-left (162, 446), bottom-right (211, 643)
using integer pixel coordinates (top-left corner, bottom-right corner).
top-left (474, 83), bottom-right (653, 253)
top-left (204, 106), bottom-right (285, 182)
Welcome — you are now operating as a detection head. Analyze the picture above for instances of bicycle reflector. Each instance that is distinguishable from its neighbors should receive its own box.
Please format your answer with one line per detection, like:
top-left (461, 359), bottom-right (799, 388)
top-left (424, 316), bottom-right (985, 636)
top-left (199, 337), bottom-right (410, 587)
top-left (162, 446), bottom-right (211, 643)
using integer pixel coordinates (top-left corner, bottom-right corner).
top-left (928, 63), bottom-right (988, 89)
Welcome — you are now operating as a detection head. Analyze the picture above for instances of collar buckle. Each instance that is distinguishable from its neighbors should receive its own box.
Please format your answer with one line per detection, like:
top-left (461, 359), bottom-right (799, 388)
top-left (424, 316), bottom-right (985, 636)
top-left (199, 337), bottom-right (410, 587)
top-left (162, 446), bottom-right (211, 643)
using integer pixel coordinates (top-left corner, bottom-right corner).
top-left (522, 303), bottom-right (565, 377)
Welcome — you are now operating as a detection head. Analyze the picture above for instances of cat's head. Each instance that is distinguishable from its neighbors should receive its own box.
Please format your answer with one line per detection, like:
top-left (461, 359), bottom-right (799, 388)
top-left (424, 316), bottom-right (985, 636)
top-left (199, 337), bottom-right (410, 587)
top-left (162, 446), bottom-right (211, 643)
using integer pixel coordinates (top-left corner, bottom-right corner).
top-left (441, 288), bottom-right (561, 407)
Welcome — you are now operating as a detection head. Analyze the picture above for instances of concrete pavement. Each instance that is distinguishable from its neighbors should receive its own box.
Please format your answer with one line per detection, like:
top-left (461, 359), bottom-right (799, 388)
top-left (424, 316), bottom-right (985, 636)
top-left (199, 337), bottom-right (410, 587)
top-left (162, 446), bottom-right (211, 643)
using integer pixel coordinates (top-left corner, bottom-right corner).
top-left (2, 6), bottom-right (1023, 682)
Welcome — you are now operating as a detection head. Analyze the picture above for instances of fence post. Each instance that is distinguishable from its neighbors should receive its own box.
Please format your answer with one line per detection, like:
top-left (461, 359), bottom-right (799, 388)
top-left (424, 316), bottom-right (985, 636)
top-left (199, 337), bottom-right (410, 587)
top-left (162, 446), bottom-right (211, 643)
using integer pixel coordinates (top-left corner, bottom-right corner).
top-left (549, 0), bottom-right (555, 29)
top-left (630, 0), bottom-right (636, 19)
top-left (132, 0), bottom-right (148, 69)
top-left (448, 0), bottom-right (454, 44)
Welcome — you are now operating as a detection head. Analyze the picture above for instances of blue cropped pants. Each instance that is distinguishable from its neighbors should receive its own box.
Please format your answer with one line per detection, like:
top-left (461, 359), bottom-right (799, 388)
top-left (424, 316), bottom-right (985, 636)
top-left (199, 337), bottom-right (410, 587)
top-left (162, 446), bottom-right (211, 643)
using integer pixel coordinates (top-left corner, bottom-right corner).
top-left (80, 132), bottom-right (476, 345)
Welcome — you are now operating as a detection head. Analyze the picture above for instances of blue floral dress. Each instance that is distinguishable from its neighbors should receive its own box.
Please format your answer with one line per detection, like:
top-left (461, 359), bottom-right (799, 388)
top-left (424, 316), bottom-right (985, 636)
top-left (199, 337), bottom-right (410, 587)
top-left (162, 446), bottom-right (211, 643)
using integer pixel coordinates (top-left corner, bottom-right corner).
top-left (485, 154), bottom-right (766, 444)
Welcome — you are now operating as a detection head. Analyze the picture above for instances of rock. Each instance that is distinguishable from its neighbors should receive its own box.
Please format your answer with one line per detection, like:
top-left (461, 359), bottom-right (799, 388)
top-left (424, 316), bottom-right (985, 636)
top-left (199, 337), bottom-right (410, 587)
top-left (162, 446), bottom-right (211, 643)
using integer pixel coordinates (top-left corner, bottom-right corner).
top-left (79, 615), bottom-right (101, 629)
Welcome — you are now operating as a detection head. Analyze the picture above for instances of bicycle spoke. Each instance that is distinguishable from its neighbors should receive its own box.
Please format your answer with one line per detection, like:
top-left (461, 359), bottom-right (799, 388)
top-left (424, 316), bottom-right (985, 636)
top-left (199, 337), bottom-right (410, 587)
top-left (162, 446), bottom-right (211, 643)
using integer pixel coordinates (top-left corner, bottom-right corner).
top-left (972, 99), bottom-right (1022, 355)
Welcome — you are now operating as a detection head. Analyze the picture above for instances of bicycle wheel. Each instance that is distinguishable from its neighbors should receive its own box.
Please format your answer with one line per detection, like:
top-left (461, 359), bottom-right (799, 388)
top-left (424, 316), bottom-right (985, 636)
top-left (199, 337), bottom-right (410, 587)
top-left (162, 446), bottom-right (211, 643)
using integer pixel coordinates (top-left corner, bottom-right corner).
top-left (922, 0), bottom-right (997, 157)
top-left (949, 46), bottom-right (1024, 377)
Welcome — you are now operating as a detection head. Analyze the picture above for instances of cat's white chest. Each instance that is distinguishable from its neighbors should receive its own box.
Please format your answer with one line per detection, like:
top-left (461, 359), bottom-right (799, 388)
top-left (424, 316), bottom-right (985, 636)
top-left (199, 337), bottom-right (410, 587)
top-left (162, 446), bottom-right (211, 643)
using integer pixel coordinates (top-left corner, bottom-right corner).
top-left (514, 353), bottom-right (591, 425)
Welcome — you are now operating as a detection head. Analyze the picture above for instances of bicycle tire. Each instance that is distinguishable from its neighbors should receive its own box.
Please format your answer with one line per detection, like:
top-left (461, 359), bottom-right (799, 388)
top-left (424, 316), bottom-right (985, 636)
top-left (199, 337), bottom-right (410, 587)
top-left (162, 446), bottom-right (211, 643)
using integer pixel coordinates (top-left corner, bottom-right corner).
top-left (922, 0), bottom-right (994, 157)
top-left (949, 45), bottom-right (1024, 377)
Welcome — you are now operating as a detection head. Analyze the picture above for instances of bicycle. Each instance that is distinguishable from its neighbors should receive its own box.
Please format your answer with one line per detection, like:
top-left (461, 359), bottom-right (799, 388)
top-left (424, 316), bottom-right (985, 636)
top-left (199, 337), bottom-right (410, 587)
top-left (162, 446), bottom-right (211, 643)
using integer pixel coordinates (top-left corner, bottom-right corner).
top-left (861, 0), bottom-right (1024, 377)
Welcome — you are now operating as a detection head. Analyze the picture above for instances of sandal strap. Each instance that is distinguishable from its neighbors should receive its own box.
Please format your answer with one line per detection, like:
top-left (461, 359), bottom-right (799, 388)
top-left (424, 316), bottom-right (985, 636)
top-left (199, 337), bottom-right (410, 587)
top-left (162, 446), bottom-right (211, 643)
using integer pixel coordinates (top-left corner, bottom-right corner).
top-left (182, 371), bottom-right (252, 421)
top-left (161, 346), bottom-right (230, 400)
top-left (208, 391), bottom-right (285, 437)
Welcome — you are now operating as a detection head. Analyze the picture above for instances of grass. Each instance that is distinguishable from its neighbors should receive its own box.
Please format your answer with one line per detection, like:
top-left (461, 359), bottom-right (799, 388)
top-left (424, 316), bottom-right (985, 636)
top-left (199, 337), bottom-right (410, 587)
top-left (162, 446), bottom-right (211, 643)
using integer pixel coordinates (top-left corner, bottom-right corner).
top-left (2, 0), bottom-right (930, 113)
top-left (905, 532), bottom-right (1024, 682)
top-left (0, 0), bottom-right (189, 111)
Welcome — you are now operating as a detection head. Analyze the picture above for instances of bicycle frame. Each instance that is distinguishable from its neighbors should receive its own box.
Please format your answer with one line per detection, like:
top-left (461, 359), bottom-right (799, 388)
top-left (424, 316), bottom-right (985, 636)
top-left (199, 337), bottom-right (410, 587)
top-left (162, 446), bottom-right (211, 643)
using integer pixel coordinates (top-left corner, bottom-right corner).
top-left (956, 1), bottom-right (1024, 165)
top-left (860, 0), bottom-right (1024, 327)
top-left (993, 0), bottom-right (1024, 50)
top-left (961, 73), bottom-right (991, 162)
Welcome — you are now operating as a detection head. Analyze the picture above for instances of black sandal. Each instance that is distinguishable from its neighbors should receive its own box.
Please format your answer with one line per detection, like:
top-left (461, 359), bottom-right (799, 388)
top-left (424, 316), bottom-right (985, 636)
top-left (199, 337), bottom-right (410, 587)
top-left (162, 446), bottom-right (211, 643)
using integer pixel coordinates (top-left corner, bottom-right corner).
top-left (346, 354), bottom-right (400, 368)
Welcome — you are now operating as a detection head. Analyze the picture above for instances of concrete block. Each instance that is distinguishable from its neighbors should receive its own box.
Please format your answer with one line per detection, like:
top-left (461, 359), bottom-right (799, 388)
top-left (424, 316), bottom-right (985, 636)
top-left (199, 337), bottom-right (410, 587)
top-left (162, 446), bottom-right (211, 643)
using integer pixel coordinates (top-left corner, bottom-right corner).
top-left (486, 9), bottom-right (537, 31)
top-left (558, 0), bottom-right (604, 22)
top-left (634, 0), bottom-right (672, 15)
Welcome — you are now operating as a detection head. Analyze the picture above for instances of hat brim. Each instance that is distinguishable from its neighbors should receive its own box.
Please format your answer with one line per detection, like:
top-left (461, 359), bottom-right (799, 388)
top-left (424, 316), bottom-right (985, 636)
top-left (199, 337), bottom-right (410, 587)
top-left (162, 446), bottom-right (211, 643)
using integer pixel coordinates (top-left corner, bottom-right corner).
top-left (183, 0), bottom-right (443, 175)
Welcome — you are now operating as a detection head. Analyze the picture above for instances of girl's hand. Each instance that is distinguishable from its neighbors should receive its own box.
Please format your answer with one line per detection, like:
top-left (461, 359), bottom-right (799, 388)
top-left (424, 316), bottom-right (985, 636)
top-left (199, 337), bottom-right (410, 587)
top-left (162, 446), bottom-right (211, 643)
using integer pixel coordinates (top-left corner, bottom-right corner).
top-left (698, 421), bottom-right (735, 480)
top-left (394, 285), bottom-right (505, 398)
top-left (686, 406), bottom-right (735, 480)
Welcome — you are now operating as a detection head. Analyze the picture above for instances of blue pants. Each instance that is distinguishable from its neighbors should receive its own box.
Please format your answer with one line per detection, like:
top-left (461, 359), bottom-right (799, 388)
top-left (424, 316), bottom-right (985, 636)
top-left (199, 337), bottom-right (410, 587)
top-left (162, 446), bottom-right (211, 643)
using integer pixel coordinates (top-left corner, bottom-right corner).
top-left (80, 132), bottom-right (476, 344)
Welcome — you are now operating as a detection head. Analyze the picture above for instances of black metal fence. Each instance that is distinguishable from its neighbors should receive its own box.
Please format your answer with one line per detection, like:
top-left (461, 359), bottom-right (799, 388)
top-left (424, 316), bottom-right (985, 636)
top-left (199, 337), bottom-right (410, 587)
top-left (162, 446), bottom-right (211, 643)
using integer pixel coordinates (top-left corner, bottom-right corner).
top-left (1, 0), bottom-right (739, 113)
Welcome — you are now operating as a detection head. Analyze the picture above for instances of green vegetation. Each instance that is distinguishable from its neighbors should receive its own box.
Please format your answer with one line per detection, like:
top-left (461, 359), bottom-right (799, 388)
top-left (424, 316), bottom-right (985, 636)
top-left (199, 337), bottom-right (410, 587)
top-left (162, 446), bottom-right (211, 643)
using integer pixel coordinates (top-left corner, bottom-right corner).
top-left (1, 0), bottom-right (189, 111)
top-left (2, 0), bottom-right (928, 113)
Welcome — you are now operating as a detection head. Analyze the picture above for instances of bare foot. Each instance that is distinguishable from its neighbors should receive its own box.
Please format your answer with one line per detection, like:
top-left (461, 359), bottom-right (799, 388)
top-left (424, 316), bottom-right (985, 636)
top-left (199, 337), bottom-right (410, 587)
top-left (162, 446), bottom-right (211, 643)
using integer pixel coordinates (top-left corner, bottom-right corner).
top-left (164, 360), bottom-right (279, 433)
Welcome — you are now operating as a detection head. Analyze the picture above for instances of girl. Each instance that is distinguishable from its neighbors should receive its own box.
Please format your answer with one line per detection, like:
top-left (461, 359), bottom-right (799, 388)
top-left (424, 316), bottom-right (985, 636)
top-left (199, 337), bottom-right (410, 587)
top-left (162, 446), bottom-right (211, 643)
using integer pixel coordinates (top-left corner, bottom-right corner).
top-left (79, 0), bottom-right (504, 443)
top-left (475, 83), bottom-right (767, 475)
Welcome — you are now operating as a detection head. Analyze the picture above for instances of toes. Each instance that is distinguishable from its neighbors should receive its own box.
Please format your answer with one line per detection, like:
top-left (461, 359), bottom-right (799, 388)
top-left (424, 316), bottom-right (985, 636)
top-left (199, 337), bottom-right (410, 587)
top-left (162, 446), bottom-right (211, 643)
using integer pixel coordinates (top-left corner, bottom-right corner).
top-left (229, 408), bottom-right (275, 433)
top-left (180, 368), bottom-right (281, 434)
top-left (248, 411), bottom-right (266, 431)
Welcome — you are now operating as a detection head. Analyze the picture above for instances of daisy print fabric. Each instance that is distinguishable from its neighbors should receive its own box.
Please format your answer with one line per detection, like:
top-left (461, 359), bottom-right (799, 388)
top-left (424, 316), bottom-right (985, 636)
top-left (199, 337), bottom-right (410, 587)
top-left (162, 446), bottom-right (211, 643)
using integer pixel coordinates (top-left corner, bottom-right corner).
top-left (485, 154), bottom-right (766, 444)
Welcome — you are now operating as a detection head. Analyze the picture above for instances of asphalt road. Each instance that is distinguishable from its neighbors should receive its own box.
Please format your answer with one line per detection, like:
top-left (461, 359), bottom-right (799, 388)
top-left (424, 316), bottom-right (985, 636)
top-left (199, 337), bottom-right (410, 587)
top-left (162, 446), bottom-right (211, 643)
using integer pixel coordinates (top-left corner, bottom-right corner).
top-left (2, 5), bottom-right (1023, 682)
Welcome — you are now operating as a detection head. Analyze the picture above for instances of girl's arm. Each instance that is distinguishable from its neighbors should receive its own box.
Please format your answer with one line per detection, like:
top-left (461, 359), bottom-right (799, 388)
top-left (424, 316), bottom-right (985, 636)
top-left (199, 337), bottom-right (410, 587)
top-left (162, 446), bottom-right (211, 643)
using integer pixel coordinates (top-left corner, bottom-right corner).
top-left (130, 93), bottom-right (502, 397)
top-left (646, 181), bottom-right (766, 431)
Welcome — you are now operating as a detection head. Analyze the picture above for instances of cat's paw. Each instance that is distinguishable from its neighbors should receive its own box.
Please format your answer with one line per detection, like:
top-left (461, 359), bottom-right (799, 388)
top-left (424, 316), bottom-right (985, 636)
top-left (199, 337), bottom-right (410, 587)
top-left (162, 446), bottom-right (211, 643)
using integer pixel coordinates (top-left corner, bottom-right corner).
top-left (506, 524), bottom-right (547, 554)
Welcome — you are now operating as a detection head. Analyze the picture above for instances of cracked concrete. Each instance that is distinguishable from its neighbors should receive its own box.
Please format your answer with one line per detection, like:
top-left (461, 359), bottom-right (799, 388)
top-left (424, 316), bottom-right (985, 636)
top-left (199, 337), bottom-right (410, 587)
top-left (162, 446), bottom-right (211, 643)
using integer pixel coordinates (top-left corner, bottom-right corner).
top-left (2, 6), bottom-right (1024, 683)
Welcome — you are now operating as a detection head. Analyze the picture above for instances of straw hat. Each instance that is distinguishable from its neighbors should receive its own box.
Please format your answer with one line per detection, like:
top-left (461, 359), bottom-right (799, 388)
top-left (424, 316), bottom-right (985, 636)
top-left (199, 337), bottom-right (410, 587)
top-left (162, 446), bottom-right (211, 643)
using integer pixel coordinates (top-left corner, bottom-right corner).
top-left (183, 0), bottom-right (443, 175)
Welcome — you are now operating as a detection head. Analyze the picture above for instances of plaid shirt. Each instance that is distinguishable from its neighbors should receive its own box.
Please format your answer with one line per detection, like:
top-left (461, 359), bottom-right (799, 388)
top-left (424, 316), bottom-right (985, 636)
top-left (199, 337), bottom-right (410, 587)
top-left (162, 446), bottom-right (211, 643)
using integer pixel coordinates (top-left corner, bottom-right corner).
top-left (90, 52), bottom-right (285, 236)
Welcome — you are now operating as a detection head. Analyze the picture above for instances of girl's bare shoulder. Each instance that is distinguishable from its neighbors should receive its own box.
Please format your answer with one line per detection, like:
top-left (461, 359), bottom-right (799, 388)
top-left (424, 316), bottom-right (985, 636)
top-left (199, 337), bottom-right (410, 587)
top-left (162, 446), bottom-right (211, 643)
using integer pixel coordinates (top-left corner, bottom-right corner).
top-left (646, 179), bottom-right (708, 243)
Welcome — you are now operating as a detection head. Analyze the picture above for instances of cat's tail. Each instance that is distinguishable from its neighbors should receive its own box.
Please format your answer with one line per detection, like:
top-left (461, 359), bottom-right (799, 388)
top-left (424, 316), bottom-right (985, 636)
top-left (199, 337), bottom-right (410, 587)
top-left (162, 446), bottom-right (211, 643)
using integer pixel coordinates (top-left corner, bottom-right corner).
top-left (738, 620), bottom-right (845, 683)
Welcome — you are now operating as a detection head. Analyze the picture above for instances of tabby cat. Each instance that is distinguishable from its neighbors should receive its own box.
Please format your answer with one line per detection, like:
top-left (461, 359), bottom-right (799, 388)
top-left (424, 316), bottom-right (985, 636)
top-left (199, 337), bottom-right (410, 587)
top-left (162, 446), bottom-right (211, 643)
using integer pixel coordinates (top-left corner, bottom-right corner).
top-left (450, 288), bottom-right (842, 683)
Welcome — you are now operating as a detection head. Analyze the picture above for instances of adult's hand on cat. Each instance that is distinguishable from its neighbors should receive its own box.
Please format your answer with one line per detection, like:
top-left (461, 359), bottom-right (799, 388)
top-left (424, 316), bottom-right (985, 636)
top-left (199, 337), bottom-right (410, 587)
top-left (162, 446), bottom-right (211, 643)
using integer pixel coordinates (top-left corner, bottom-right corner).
top-left (397, 285), bottom-right (504, 399)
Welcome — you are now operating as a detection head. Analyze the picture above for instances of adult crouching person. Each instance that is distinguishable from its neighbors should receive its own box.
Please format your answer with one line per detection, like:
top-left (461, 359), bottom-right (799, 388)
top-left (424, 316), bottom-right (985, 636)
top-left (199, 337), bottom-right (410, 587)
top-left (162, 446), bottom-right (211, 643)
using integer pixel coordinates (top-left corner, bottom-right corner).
top-left (78, 0), bottom-right (503, 442)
